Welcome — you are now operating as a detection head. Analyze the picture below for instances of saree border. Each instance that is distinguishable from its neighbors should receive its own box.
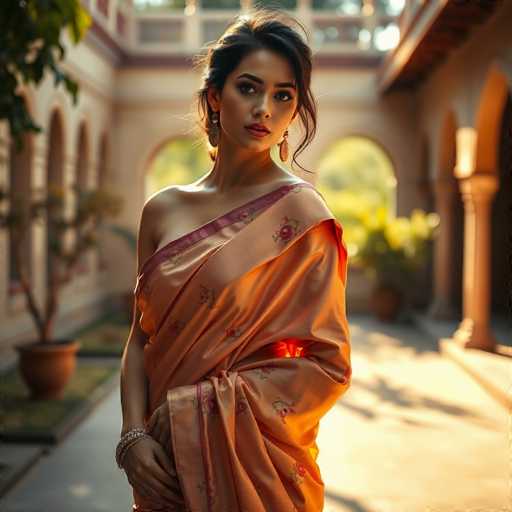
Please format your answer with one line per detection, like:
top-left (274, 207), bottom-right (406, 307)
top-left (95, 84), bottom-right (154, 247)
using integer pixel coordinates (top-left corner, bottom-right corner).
top-left (134, 181), bottom-right (315, 298)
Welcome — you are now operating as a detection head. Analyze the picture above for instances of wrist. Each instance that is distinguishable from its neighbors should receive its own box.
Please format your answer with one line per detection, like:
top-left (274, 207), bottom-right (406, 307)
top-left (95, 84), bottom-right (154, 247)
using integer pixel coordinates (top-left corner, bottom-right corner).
top-left (121, 421), bottom-right (146, 437)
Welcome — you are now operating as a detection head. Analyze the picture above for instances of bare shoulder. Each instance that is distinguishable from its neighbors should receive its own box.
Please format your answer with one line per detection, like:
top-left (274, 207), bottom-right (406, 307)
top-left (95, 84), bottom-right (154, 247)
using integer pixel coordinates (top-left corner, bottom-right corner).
top-left (137, 186), bottom-right (180, 264)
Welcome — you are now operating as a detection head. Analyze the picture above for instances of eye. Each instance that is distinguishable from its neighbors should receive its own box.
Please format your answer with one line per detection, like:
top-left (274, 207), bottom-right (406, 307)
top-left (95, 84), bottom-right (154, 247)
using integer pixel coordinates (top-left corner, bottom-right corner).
top-left (238, 82), bottom-right (256, 94)
top-left (276, 91), bottom-right (294, 102)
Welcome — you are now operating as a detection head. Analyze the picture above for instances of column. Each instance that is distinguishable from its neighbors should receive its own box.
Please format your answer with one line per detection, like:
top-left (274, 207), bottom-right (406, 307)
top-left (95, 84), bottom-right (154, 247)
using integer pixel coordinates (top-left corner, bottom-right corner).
top-left (452, 173), bottom-right (499, 351)
top-left (428, 177), bottom-right (458, 319)
top-left (184, 0), bottom-right (200, 51)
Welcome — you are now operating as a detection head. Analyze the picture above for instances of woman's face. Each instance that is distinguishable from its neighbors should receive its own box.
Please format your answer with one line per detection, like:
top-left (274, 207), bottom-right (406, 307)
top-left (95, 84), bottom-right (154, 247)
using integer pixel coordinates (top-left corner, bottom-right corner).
top-left (207, 48), bottom-right (299, 152)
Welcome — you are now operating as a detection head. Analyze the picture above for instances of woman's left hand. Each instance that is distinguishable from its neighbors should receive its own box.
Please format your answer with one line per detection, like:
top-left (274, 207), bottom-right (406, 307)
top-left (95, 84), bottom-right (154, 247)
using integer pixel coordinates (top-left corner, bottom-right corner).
top-left (146, 400), bottom-right (171, 452)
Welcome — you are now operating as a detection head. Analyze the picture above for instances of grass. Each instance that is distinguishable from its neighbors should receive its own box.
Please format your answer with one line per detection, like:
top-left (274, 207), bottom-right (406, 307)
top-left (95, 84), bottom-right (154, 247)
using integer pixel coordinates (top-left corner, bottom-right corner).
top-left (0, 363), bottom-right (119, 436)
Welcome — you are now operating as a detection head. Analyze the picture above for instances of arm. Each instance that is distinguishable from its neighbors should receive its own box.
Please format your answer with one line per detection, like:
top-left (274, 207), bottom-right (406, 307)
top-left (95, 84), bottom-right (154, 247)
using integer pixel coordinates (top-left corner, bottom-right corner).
top-left (118, 198), bottom-right (185, 507)
top-left (120, 199), bottom-right (155, 435)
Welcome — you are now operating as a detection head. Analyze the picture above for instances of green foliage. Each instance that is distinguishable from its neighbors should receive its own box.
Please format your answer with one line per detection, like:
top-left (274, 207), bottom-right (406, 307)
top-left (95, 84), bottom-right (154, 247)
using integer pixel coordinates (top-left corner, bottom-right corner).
top-left (354, 206), bottom-right (439, 289)
top-left (0, 183), bottom-right (126, 342)
top-left (316, 136), bottom-right (397, 259)
top-left (0, 0), bottom-right (91, 149)
top-left (146, 137), bottom-right (211, 196)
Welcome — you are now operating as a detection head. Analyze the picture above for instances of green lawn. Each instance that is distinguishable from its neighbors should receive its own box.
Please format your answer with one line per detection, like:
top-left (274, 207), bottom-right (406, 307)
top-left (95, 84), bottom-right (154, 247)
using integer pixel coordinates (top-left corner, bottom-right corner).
top-left (0, 363), bottom-right (118, 437)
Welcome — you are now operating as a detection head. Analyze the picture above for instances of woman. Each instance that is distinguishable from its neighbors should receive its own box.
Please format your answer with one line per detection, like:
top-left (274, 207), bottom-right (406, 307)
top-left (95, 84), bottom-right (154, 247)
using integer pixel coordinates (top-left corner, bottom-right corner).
top-left (118, 8), bottom-right (352, 512)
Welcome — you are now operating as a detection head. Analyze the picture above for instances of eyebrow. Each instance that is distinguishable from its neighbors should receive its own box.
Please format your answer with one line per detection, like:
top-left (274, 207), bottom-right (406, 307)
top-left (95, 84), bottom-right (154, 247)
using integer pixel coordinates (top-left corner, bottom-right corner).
top-left (236, 73), bottom-right (296, 89)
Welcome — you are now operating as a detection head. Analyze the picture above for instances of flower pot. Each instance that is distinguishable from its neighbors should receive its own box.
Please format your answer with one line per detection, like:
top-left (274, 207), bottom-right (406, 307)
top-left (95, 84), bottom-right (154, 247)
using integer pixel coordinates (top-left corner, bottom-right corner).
top-left (15, 339), bottom-right (81, 400)
top-left (370, 284), bottom-right (404, 322)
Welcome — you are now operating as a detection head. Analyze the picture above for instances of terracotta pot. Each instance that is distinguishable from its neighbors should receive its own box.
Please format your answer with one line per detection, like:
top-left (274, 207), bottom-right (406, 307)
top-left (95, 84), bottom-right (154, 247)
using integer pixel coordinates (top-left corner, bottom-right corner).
top-left (370, 284), bottom-right (404, 322)
top-left (15, 339), bottom-right (81, 400)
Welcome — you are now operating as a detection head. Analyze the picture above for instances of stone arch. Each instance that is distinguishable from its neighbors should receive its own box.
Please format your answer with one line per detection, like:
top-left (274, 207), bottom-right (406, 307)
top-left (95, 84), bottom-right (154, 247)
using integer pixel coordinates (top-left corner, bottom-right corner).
top-left (315, 129), bottom-right (398, 181)
top-left (142, 134), bottom-right (209, 200)
top-left (491, 91), bottom-right (512, 319)
top-left (475, 63), bottom-right (510, 174)
top-left (315, 132), bottom-right (397, 217)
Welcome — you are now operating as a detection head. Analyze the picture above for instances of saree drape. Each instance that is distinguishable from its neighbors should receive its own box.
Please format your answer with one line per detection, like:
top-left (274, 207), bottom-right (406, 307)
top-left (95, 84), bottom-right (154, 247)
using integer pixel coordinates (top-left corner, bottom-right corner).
top-left (132, 181), bottom-right (352, 512)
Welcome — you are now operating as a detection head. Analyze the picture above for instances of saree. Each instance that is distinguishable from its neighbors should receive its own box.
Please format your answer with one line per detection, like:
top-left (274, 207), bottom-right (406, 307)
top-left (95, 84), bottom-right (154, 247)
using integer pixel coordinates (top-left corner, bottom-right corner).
top-left (132, 180), bottom-right (352, 512)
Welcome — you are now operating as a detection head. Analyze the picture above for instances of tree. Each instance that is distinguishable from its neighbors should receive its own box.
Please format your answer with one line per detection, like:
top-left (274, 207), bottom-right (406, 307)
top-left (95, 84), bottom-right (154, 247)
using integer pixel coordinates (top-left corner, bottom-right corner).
top-left (0, 184), bottom-right (124, 343)
top-left (0, 0), bottom-right (91, 149)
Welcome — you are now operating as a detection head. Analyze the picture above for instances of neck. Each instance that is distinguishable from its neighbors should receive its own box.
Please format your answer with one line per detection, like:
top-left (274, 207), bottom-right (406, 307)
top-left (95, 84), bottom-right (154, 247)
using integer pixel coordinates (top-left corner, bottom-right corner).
top-left (201, 137), bottom-right (279, 193)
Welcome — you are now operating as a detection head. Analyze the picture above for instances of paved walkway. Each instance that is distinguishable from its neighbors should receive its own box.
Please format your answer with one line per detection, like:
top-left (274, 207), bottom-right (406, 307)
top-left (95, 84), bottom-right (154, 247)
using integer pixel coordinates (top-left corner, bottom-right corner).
top-left (0, 314), bottom-right (509, 512)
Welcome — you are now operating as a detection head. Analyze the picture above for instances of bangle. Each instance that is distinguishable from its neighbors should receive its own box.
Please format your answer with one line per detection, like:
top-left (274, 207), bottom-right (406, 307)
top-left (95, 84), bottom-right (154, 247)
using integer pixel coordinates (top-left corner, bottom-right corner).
top-left (118, 434), bottom-right (150, 469)
top-left (115, 427), bottom-right (149, 469)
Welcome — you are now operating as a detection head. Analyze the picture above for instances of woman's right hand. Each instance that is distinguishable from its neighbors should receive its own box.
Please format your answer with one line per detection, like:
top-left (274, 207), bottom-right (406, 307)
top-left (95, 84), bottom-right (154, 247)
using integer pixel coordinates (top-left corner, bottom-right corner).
top-left (122, 436), bottom-right (185, 508)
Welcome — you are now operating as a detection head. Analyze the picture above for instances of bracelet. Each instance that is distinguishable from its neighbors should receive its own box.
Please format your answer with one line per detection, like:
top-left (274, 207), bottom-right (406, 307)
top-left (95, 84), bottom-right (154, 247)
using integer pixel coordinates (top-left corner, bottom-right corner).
top-left (116, 427), bottom-right (149, 469)
top-left (118, 434), bottom-right (151, 469)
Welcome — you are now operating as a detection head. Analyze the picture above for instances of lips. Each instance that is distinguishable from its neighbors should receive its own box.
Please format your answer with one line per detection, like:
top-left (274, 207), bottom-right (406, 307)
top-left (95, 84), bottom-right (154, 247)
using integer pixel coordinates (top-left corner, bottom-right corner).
top-left (246, 124), bottom-right (270, 134)
top-left (245, 126), bottom-right (270, 138)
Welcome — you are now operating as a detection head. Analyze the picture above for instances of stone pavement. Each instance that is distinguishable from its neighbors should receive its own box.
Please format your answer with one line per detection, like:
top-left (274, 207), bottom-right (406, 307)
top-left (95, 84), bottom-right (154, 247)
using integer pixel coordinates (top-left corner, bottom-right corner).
top-left (0, 314), bottom-right (509, 512)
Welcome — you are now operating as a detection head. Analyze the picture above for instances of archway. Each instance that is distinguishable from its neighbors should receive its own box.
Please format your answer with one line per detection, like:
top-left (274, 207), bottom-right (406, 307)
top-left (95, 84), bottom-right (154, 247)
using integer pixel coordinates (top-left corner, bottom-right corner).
top-left (315, 135), bottom-right (397, 258)
top-left (491, 92), bottom-right (512, 332)
top-left (145, 137), bottom-right (211, 199)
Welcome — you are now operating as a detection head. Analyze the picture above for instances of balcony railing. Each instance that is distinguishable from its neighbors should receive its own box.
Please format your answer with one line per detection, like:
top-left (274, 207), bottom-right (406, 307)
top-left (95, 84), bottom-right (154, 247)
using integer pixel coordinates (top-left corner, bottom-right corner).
top-left (84, 0), bottom-right (403, 56)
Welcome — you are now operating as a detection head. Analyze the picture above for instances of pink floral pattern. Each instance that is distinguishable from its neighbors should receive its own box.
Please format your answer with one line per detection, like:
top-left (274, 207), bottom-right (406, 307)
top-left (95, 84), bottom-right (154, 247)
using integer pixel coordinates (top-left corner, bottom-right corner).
top-left (290, 461), bottom-right (307, 485)
top-left (199, 284), bottom-right (217, 309)
top-left (272, 216), bottom-right (305, 244)
top-left (225, 324), bottom-right (244, 339)
top-left (254, 367), bottom-right (278, 381)
top-left (272, 398), bottom-right (296, 424)
top-left (168, 318), bottom-right (186, 337)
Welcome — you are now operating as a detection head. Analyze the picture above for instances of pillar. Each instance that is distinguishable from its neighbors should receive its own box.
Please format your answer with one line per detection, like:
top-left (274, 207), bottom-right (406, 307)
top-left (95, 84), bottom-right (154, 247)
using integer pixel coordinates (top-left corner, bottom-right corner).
top-left (452, 173), bottom-right (499, 351)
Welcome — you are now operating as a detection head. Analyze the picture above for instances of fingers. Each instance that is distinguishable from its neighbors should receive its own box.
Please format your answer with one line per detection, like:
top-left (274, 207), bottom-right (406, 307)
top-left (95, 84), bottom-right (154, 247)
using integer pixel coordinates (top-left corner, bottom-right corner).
top-left (124, 439), bottom-right (184, 507)
top-left (145, 468), bottom-right (184, 506)
top-left (154, 443), bottom-right (177, 479)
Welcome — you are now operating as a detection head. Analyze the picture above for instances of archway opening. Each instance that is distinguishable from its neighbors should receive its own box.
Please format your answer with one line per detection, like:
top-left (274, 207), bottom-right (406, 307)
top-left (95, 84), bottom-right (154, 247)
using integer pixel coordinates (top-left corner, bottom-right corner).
top-left (491, 92), bottom-right (512, 334)
top-left (145, 137), bottom-right (211, 199)
top-left (316, 135), bottom-right (397, 259)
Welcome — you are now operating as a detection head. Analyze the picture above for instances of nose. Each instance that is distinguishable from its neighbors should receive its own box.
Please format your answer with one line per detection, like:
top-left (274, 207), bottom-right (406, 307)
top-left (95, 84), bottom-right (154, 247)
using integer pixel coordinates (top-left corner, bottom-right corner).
top-left (253, 92), bottom-right (271, 119)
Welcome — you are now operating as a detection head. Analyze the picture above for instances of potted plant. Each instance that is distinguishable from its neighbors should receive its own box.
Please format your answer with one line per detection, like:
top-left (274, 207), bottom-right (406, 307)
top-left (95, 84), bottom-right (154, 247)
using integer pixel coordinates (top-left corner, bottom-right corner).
top-left (0, 184), bottom-right (123, 399)
top-left (353, 206), bottom-right (439, 322)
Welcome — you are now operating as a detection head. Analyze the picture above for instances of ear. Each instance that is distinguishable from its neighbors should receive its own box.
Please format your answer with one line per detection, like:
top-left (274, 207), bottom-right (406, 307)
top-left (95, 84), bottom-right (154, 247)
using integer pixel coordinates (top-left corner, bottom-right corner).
top-left (207, 86), bottom-right (221, 112)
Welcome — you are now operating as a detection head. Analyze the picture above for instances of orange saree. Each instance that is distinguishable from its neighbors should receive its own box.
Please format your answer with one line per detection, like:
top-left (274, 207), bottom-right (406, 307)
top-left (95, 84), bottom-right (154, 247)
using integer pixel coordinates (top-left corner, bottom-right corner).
top-left (132, 181), bottom-right (352, 512)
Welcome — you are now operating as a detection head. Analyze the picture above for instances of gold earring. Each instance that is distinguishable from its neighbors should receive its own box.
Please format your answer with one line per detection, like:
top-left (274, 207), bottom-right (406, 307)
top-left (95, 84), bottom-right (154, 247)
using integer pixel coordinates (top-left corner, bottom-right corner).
top-left (278, 129), bottom-right (289, 162)
top-left (208, 111), bottom-right (219, 147)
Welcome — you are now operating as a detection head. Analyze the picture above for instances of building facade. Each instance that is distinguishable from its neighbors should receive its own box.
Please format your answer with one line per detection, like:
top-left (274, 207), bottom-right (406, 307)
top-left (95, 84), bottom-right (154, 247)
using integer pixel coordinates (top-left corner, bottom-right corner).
top-left (0, 0), bottom-right (510, 356)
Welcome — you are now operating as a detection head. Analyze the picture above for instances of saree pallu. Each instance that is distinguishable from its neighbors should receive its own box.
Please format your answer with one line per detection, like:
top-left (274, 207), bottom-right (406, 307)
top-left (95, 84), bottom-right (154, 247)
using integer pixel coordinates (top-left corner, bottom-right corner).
top-left (132, 181), bottom-right (352, 512)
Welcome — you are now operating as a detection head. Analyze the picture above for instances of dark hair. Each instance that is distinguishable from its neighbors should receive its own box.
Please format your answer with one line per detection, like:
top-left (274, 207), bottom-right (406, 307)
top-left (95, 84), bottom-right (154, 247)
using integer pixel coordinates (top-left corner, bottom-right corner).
top-left (192, 7), bottom-right (317, 175)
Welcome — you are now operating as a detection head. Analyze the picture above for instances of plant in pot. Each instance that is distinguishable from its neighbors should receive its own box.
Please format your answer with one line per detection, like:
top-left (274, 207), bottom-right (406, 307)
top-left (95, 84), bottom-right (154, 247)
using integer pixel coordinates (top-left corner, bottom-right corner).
top-left (353, 206), bottom-right (439, 322)
top-left (0, 183), bottom-right (124, 399)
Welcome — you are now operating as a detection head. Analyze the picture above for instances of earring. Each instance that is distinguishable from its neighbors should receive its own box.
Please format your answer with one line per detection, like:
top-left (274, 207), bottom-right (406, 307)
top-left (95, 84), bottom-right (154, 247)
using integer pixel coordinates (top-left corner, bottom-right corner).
top-left (278, 129), bottom-right (289, 162)
top-left (208, 111), bottom-right (219, 147)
